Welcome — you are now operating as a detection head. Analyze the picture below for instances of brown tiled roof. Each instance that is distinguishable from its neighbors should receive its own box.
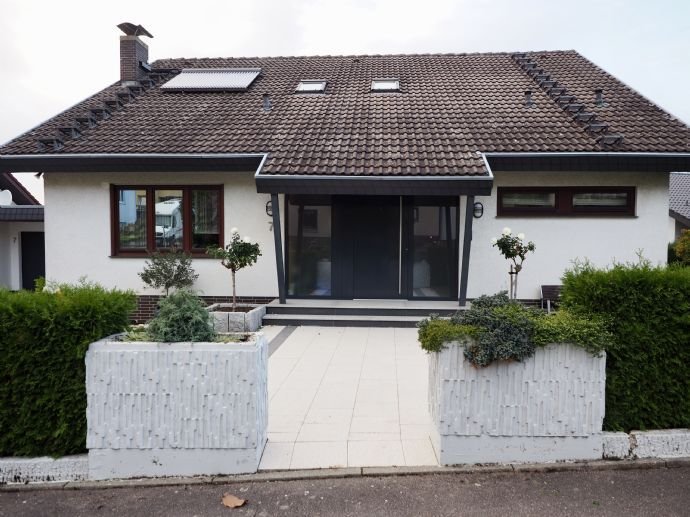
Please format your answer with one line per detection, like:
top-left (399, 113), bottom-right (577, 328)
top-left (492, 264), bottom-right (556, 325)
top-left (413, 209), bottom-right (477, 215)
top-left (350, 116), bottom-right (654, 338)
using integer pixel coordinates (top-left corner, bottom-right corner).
top-left (2, 51), bottom-right (690, 176)
top-left (670, 172), bottom-right (690, 222)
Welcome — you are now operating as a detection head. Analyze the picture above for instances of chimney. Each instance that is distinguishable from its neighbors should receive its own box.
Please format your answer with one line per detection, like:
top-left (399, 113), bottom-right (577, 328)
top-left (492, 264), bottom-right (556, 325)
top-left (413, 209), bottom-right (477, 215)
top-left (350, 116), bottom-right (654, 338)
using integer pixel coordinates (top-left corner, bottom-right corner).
top-left (117, 23), bottom-right (153, 85)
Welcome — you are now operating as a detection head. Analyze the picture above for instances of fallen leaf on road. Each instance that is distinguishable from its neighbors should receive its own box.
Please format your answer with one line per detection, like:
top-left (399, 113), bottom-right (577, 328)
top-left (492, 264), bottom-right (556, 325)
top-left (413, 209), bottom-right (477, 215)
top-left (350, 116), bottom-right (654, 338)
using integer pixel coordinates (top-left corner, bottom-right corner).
top-left (222, 493), bottom-right (246, 508)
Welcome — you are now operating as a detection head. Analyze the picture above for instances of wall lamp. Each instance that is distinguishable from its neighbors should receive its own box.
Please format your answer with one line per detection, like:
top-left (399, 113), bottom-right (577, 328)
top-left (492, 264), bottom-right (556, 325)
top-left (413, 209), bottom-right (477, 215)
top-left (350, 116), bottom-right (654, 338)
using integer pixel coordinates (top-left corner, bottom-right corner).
top-left (473, 201), bottom-right (484, 219)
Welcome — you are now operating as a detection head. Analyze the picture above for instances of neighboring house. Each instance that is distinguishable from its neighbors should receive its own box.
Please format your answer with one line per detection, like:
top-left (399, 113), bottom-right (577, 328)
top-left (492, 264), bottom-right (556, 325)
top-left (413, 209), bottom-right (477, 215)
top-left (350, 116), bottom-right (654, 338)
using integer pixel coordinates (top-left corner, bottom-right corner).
top-left (0, 173), bottom-right (44, 290)
top-left (1, 23), bottom-right (689, 312)
top-left (669, 172), bottom-right (690, 240)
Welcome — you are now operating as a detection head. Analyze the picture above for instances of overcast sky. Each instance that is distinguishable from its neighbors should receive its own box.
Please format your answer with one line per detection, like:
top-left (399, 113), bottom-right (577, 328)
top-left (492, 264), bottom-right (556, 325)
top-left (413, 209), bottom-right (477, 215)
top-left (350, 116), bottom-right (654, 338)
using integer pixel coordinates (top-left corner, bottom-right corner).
top-left (2, 0), bottom-right (689, 203)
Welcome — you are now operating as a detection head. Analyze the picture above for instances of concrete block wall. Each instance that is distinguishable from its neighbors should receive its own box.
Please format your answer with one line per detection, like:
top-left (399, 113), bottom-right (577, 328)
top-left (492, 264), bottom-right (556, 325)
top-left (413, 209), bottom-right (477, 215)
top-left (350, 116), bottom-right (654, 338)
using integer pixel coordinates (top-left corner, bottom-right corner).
top-left (429, 343), bottom-right (606, 464)
top-left (86, 335), bottom-right (268, 480)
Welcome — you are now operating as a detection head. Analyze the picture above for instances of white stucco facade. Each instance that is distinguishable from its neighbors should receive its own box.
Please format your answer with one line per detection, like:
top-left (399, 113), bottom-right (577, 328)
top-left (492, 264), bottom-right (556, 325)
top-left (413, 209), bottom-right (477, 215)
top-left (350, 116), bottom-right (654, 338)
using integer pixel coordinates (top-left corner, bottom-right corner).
top-left (0, 221), bottom-right (44, 290)
top-left (44, 169), bottom-right (668, 300)
top-left (44, 171), bottom-right (282, 297)
top-left (465, 170), bottom-right (670, 299)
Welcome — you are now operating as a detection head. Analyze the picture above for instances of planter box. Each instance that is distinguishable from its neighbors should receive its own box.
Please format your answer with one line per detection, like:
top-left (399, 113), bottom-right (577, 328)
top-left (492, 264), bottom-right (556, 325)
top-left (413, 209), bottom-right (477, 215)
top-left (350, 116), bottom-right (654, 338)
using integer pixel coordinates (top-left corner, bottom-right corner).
top-left (429, 342), bottom-right (606, 465)
top-left (207, 303), bottom-right (266, 332)
top-left (85, 334), bottom-right (268, 480)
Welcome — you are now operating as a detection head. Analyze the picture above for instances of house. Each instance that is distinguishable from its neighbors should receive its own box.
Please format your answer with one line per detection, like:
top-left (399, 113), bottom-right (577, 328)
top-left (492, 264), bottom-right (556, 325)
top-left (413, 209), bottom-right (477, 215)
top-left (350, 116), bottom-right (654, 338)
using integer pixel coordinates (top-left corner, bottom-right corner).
top-left (0, 173), bottom-right (44, 290)
top-left (1, 23), bottom-right (689, 318)
top-left (669, 172), bottom-right (690, 240)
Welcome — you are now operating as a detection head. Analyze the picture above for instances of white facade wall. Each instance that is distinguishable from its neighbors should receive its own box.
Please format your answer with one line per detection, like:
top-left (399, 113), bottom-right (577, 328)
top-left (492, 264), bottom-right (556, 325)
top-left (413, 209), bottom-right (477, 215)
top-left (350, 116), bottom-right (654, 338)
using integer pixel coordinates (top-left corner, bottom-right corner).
top-left (44, 170), bottom-right (668, 299)
top-left (466, 171), bottom-right (670, 299)
top-left (44, 172), bottom-right (282, 297)
top-left (0, 221), bottom-right (44, 290)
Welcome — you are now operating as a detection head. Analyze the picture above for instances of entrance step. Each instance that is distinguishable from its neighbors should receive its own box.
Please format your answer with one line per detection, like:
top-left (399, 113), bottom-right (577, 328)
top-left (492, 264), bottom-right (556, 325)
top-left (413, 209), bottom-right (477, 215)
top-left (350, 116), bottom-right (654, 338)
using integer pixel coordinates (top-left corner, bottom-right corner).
top-left (262, 313), bottom-right (429, 328)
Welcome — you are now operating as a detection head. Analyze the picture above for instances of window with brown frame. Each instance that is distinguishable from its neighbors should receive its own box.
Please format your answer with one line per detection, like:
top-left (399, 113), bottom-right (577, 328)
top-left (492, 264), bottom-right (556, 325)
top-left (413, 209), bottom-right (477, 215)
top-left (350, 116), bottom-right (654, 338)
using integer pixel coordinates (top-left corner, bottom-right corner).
top-left (111, 185), bottom-right (223, 256)
top-left (497, 187), bottom-right (635, 217)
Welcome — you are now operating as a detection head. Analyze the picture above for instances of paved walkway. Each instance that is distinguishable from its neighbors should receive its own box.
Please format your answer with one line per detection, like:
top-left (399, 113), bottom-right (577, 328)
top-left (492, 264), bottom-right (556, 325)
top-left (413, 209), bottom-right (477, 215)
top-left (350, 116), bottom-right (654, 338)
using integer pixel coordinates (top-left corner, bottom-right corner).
top-left (259, 326), bottom-right (437, 470)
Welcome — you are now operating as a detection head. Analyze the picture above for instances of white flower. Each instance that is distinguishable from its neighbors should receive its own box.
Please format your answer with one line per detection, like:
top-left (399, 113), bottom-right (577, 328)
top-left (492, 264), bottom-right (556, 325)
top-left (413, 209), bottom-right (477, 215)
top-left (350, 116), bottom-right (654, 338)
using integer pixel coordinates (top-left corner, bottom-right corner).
top-left (230, 227), bottom-right (239, 235)
top-left (502, 227), bottom-right (512, 236)
top-left (517, 233), bottom-right (525, 240)
top-left (491, 238), bottom-right (498, 245)
top-left (243, 236), bottom-right (251, 243)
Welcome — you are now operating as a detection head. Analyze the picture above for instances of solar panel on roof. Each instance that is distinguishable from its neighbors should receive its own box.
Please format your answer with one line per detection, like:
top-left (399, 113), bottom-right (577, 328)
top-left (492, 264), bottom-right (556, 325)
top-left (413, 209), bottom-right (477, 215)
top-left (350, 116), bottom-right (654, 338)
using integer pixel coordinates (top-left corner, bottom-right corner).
top-left (160, 68), bottom-right (261, 91)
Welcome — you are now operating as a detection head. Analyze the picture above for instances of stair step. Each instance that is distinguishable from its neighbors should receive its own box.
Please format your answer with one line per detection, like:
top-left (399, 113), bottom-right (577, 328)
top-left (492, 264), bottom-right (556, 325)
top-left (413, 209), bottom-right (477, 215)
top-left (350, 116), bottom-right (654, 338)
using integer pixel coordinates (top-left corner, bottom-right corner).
top-left (262, 313), bottom-right (435, 328)
top-left (266, 306), bottom-right (456, 317)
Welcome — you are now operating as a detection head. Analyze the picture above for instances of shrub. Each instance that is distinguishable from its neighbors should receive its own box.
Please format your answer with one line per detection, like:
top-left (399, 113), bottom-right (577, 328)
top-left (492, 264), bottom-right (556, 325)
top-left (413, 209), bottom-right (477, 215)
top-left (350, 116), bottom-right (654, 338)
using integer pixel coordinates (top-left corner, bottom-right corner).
top-left (671, 229), bottom-right (690, 265)
top-left (417, 315), bottom-right (478, 353)
top-left (532, 309), bottom-right (612, 356)
top-left (561, 260), bottom-right (690, 432)
top-left (419, 292), bottom-right (612, 368)
top-left (138, 249), bottom-right (198, 296)
top-left (491, 228), bottom-right (535, 299)
top-left (146, 290), bottom-right (215, 342)
top-left (0, 282), bottom-right (135, 456)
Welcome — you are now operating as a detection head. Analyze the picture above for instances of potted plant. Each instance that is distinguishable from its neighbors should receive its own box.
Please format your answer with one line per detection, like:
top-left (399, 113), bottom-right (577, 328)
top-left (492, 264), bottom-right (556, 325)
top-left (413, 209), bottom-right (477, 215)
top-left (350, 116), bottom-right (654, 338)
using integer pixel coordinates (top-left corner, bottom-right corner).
top-left (206, 228), bottom-right (265, 332)
top-left (85, 289), bottom-right (268, 480)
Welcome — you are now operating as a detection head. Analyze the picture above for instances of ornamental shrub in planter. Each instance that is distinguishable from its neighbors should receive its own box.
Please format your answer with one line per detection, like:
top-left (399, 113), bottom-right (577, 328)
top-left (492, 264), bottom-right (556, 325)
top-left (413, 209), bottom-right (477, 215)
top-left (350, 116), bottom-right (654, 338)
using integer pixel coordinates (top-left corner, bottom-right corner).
top-left (86, 333), bottom-right (268, 479)
top-left (420, 292), bottom-right (610, 464)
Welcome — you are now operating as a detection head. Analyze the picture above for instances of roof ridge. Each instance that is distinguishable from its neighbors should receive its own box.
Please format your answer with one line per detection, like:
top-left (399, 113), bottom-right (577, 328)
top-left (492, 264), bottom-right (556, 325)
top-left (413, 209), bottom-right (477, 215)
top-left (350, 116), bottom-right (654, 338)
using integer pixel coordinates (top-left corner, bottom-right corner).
top-left (152, 49), bottom-right (578, 65)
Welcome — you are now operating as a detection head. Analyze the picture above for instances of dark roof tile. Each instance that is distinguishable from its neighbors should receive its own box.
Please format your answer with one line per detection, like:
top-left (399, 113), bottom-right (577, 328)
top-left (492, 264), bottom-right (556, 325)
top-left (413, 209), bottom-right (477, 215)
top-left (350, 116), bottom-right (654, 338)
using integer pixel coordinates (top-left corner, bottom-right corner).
top-left (1, 51), bottom-right (689, 176)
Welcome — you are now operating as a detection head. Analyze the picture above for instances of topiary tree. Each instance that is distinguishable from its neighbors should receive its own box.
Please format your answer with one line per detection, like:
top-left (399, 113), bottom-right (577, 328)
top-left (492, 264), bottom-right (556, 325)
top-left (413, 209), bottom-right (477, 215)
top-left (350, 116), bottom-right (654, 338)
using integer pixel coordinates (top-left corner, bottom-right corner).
top-left (138, 248), bottom-right (198, 296)
top-left (147, 289), bottom-right (214, 342)
top-left (491, 228), bottom-right (535, 299)
top-left (206, 228), bottom-right (262, 311)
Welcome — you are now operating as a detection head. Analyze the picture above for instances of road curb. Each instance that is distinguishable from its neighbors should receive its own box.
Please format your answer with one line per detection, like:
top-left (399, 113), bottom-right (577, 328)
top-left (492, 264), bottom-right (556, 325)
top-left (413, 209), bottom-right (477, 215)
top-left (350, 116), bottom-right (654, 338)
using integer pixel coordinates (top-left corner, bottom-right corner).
top-left (2, 457), bottom-right (689, 492)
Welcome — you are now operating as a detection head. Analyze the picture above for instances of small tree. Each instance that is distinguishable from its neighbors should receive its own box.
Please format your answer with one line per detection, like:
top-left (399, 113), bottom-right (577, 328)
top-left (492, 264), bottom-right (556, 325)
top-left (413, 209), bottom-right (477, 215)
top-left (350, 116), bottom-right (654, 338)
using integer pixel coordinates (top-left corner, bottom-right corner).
top-left (207, 228), bottom-right (262, 311)
top-left (138, 249), bottom-right (198, 296)
top-left (492, 228), bottom-right (535, 299)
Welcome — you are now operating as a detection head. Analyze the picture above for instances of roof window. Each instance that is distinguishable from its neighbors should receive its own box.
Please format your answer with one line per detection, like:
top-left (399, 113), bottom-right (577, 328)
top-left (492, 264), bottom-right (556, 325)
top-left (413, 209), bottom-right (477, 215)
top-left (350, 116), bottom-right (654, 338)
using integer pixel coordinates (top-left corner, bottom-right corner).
top-left (296, 80), bottom-right (327, 93)
top-left (160, 68), bottom-right (261, 92)
top-left (371, 78), bottom-right (400, 92)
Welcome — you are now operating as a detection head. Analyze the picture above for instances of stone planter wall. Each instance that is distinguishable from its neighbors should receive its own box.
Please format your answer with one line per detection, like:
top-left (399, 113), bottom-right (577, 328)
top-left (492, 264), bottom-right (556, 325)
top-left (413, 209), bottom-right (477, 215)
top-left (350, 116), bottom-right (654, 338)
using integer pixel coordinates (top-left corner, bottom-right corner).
top-left (207, 304), bottom-right (266, 332)
top-left (85, 334), bottom-right (268, 480)
top-left (429, 342), bottom-right (606, 465)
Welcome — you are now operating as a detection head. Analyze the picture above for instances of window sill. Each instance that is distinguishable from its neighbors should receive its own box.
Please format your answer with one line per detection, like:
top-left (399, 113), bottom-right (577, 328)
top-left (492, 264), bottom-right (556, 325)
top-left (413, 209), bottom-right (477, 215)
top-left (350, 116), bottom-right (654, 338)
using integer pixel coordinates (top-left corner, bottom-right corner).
top-left (109, 253), bottom-right (217, 259)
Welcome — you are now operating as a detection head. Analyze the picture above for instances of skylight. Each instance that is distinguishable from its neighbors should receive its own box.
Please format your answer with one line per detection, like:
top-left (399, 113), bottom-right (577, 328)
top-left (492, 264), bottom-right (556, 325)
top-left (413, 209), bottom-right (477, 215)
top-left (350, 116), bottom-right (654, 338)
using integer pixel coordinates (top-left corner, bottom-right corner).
top-left (296, 80), bottom-right (327, 93)
top-left (371, 79), bottom-right (400, 92)
top-left (160, 68), bottom-right (261, 92)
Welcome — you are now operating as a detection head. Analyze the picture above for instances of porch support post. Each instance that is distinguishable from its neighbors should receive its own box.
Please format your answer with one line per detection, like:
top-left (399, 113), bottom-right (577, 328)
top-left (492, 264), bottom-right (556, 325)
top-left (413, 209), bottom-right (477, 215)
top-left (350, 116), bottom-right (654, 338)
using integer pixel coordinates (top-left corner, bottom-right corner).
top-left (271, 193), bottom-right (287, 304)
top-left (458, 195), bottom-right (474, 306)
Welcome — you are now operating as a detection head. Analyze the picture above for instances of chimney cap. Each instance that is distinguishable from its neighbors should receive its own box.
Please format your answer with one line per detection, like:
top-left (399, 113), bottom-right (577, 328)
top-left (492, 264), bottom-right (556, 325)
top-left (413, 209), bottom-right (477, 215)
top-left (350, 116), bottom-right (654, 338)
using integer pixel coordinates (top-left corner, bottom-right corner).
top-left (117, 22), bottom-right (153, 38)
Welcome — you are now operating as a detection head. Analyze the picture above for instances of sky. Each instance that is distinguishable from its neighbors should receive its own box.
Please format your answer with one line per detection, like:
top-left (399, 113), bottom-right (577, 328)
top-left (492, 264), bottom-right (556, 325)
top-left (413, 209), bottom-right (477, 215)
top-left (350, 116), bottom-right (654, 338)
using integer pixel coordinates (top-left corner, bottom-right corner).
top-left (1, 0), bottom-right (689, 203)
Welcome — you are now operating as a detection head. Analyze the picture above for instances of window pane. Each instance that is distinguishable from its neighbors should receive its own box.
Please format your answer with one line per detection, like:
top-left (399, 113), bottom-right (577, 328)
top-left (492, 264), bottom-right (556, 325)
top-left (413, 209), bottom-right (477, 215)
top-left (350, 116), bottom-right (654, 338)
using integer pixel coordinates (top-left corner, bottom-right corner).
top-left (412, 202), bottom-right (457, 298)
top-left (572, 192), bottom-right (628, 207)
top-left (154, 189), bottom-right (183, 249)
top-left (296, 80), bottom-right (326, 92)
top-left (371, 79), bottom-right (400, 91)
top-left (191, 189), bottom-right (220, 248)
top-left (502, 192), bottom-right (556, 208)
top-left (288, 196), bottom-right (332, 296)
top-left (118, 188), bottom-right (147, 249)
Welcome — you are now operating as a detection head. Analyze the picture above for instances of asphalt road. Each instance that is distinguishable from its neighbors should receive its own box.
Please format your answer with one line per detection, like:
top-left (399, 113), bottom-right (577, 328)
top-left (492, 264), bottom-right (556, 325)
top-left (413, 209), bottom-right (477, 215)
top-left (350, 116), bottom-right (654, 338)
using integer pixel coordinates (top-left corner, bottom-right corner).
top-left (1, 466), bottom-right (689, 517)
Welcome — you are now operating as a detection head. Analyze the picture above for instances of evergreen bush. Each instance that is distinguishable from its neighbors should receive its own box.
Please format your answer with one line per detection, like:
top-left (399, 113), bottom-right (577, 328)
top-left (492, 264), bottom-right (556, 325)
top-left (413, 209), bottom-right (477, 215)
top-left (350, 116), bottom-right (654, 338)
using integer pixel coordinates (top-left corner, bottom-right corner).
top-left (0, 282), bottom-right (135, 456)
top-left (561, 260), bottom-right (690, 431)
top-left (146, 289), bottom-right (215, 342)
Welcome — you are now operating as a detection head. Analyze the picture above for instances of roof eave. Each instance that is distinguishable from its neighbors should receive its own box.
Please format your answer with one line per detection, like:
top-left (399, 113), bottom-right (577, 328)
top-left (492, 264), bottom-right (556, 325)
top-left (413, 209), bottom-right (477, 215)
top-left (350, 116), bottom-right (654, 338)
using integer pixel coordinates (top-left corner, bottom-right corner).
top-left (484, 152), bottom-right (690, 173)
top-left (0, 153), bottom-right (267, 174)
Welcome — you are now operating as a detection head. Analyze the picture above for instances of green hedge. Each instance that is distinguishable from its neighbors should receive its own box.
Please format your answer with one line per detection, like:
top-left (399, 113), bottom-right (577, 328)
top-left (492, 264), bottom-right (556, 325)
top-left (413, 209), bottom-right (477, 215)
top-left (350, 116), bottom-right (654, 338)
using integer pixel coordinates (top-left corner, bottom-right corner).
top-left (561, 262), bottom-right (690, 432)
top-left (0, 283), bottom-right (135, 456)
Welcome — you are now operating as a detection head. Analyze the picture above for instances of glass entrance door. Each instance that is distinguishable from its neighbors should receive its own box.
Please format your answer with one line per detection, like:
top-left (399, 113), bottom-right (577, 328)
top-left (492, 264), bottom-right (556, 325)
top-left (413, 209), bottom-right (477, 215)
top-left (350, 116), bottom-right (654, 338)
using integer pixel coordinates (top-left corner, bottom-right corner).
top-left (403, 197), bottom-right (459, 299)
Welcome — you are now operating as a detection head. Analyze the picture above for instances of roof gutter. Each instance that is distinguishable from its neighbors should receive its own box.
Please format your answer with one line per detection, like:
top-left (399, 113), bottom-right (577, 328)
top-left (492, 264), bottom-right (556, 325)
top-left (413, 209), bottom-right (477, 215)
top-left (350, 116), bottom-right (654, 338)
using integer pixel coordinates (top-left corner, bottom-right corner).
top-left (483, 152), bottom-right (690, 173)
top-left (0, 153), bottom-right (268, 174)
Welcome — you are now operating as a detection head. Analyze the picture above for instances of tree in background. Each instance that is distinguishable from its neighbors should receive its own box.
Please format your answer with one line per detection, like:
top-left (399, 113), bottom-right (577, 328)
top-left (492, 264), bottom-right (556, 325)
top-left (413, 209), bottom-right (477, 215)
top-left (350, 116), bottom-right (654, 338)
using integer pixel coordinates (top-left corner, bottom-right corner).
top-left (138, 249), bottom-right (198, 296)
top-left (492, 228), bottom-right (536, 299)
